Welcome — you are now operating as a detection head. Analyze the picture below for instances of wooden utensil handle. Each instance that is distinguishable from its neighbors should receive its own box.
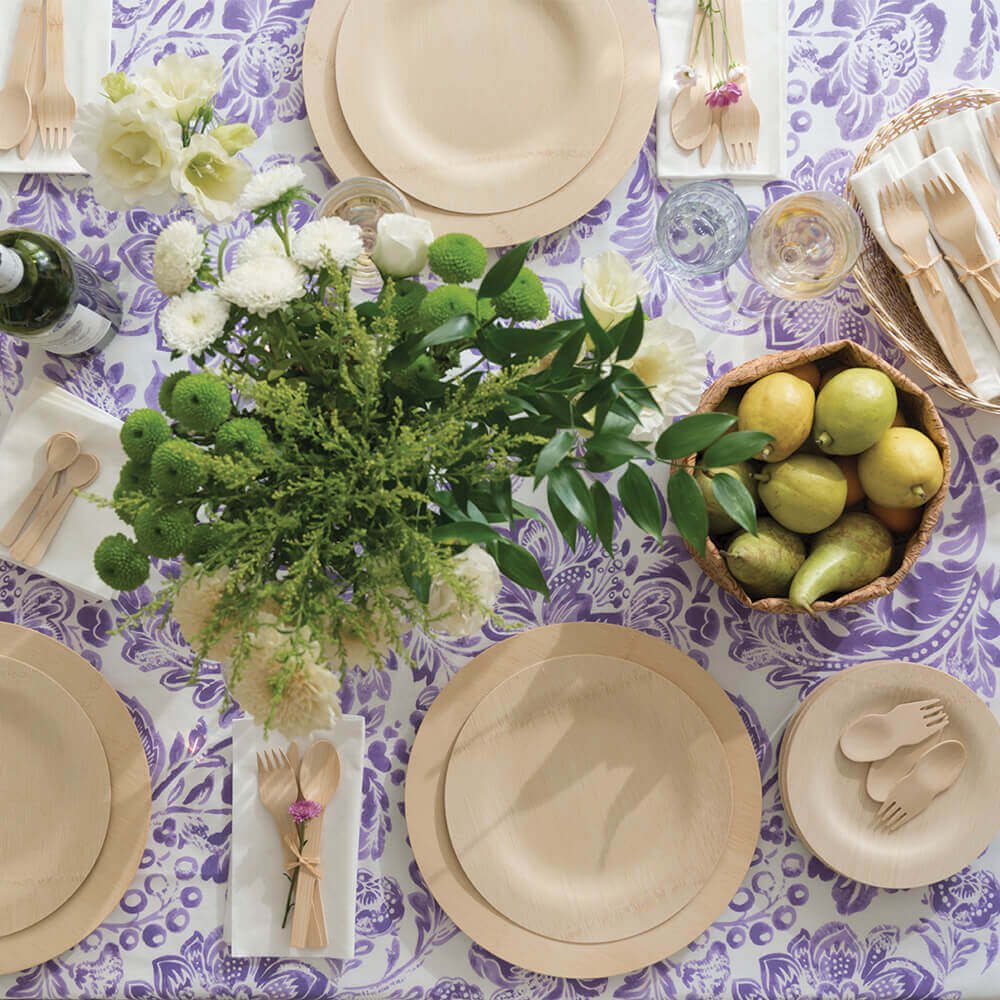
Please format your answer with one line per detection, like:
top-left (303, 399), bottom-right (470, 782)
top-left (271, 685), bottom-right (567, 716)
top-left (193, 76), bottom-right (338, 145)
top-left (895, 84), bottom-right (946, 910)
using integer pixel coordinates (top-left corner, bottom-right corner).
top-left (10, 484), bottom-right (72, 562)
top-left (917, 274), bottom-right (979, 386)
top-left (22, 489), bottom-right (76, 567)
top-left (306, 882), bottom-right (328, 948)
top-left (290, 815), bottom-right (327, 948)
top-left (725, 0), bottom-right (748, 65)
top-left (0, 468), bottom-right (55, 548)
top-left (45, 0), bottom-right (66, 84)
top-left (17, 12), bottom-right (44, 159)
top-left (8, 0), bottom-right (43, 84)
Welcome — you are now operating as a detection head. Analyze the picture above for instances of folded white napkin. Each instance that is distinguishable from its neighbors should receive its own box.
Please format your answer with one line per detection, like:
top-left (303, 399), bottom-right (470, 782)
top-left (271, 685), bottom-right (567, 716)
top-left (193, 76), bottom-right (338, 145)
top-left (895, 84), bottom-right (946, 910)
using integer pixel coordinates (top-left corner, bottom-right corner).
top-left (0, 0), bottom-right (110, 174)
top-left (850, 157), bottom-right (1000, 399)
top-left (655, 0), bottom-right (785, 181)
top-left (0, 378), bottom-right (125, 599)
top-left (227, 716), bottom-right (364, 959)
top-left (868, 128), bottom-right (927, 170)
top-left (927, 106), bottom-right (1000, 194)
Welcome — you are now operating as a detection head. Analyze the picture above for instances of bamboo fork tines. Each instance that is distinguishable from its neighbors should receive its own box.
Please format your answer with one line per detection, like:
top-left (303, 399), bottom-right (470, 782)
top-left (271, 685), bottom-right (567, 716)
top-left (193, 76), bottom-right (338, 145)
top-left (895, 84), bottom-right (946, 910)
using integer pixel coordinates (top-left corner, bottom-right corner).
top-left (720, 0), bottom-right (759, 165)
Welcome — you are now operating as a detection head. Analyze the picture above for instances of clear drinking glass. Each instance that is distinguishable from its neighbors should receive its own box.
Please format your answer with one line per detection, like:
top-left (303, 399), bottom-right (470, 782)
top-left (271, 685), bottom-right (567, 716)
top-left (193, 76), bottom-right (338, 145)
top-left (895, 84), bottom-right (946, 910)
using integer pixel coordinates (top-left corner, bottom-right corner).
top-left (656, 181), bottom-right (751, 277)
top-left (314, 177), bottom-right (413, 289)
top-left (748, 191), bottom-right (863, 300)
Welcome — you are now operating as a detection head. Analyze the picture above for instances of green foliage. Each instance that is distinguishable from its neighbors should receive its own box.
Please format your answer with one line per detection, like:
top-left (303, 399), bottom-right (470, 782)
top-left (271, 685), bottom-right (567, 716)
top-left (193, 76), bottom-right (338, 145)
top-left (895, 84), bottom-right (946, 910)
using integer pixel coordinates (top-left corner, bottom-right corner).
top-left (428, 234), bottom-right (488, 283)
top-left (120, 409), bottom-right (170, 462)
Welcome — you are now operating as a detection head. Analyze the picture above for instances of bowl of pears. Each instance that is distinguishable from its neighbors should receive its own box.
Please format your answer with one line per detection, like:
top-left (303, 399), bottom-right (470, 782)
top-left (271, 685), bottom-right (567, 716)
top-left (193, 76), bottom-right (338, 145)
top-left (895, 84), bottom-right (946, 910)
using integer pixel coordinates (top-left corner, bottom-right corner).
top-left (684, 339), bottom-right (951, 615)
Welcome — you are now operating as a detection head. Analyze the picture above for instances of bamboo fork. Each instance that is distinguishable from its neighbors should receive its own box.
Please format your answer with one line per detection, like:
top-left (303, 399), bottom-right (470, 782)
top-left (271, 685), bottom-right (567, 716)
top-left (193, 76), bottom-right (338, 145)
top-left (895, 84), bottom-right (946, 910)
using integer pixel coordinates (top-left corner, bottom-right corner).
top-left (959, 152), bottom-right (1000, 236)
top-left (36, 0), bottom-right (75, 150)
top-left (982, 108), bottom-right (1000, 174)
top-left (720, 0), bottom-right (759, 166)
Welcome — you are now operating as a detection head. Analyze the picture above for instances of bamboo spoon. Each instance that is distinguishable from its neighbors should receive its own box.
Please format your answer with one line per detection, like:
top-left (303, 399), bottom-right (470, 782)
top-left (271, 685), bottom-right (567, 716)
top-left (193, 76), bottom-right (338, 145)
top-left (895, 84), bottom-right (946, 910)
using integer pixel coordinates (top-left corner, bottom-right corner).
top-left (17, 8), bottom-right (44, 159)
top-left (875, 739), bottom-right (967, 833)
top-left (866, 730), bottom-right (944, 802)
top-left (0, 0), bottom-right (43, 150)
top-left (285, 741), bottom-right (328, 946)
top-left (290, 740), bottom-right (341, 949)
top-left (0, 432), bottom-right (80, 547)
top-left (670, 0), bottom-right (713, 150)
top-left (839, 698), bottom-right (949, 762)
top-left (21, 455), bottom-right (100, 566)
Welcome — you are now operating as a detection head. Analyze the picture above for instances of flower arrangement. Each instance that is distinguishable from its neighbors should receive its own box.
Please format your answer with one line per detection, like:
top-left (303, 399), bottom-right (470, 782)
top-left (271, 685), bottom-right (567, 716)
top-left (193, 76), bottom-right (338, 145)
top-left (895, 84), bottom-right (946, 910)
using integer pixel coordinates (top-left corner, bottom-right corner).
top-left (92, 172), bottom-right (767, 735)
top-left (74, 55), bottom-right (257, 220)
top-left (673, 1), bottom-right (745, 107)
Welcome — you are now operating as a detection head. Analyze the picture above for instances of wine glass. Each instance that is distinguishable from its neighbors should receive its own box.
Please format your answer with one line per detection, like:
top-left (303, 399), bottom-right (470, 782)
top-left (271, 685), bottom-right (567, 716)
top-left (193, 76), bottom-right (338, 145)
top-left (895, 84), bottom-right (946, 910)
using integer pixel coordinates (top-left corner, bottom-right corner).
top-left (748, 191), bottom-right (863, 300)
top-left (656, 181), bottom-right (751, 277)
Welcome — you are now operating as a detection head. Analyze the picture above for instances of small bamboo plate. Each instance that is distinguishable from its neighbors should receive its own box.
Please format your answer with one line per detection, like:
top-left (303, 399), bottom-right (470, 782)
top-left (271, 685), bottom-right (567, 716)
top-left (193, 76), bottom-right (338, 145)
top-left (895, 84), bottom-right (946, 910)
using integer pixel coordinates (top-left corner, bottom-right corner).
top-left (406, 623), bottom-right (762, 977)
top-left (781, 660), bottom-right (1000, 888)
top-left (444, 653), bottom-right (733, 944)
top-left (0, 656), bottom-right (111, 936)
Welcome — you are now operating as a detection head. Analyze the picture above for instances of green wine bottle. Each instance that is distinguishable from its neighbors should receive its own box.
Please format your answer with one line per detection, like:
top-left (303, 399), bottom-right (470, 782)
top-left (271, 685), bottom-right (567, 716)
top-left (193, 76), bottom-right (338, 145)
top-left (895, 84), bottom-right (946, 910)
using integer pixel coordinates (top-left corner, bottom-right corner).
top-left (0, 228), bottom-right (122, 356)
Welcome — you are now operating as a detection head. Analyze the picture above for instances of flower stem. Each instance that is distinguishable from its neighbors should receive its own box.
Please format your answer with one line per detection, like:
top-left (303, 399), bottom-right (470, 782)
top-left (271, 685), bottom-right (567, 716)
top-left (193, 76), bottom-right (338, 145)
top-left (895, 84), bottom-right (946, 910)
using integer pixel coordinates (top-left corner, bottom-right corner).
top-left (280, 826), bottom-right (307, 929)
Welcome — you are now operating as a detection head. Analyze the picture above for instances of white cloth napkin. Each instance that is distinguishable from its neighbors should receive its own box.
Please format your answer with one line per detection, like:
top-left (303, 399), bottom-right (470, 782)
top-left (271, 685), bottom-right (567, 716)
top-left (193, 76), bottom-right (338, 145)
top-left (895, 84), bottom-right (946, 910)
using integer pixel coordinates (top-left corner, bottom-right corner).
top-left (655, 0), bottom-right (785, 181)
top-left (227, 716), bottom-right (364, 959)
top-left (0, 378), bottom-right (125, 599)
top-left (868, 128), bottom-right (927, 170)
top-left (0, 0), bottom-right (110, 174)
top-left (850, 157), bottom-right (1000, 400)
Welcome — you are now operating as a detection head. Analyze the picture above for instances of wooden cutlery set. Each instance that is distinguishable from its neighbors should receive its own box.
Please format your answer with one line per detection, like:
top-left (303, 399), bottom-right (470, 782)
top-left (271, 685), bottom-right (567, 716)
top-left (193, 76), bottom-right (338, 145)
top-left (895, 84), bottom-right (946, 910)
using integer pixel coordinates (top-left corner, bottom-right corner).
top-left (0, 431), bottom-right (99, 566)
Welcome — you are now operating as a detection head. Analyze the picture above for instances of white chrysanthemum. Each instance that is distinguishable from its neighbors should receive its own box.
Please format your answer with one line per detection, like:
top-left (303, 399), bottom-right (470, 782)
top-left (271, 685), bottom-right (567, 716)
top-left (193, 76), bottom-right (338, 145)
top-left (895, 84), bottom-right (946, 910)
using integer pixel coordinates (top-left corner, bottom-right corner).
top-left (218, 255), bottom-right (306, 317)
top-left (160, 289), bottom-right (230, 353)
top-left (172, 134), bottom-right (252, 223)
top-left (138, 53), bottom-right (223, 123)
top-left (292, 217), bottom-right (364, 270)
top-left (172, 568), bottom-right (238, 659)
top-left (153, 219), bottom-right (204, 296)
top-left (581, 250), bottom-right (651, 331)
top-left (427, 546), bottom-right (501, 637)
top-left (235, 226), bottom-right (287, 265)
top-left (674, 64), bottom-right (698, 88)
top-left (240, 164), bottom-right (306, 212)
top-left (619, 316), bottom-right (707, 441)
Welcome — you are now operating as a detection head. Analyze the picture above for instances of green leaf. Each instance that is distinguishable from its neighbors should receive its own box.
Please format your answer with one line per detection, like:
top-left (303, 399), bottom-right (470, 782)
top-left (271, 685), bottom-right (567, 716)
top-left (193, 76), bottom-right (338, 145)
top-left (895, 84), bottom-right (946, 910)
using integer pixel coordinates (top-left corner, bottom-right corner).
top-left (485, 321), bottom-right (578, 359)
top-left (494, 539), bottom-right (550, 597)
top-left (611, 301), bottom-right (645, 362)
top-left (533, 430), bottom-right (577, 485)
top-left (401, 553), bottom-right (431, 604)
top-left (511, 500), bottom-right (546, 522)
top-left (579, 292), bottom-right (616, 360)
top-left (584, 433), bottom-right (651, 472)
top-left (431, 522), bottom-right (501, 545)
top-left (710, 473), bottom-right (759, 535)
top-left (547, 485), bottom-right (579, 551)
top-left (385, 314), bottom-right (476, 370)
top-left (619, 463), bottom-right (663, 542)
top-left (701, 430), bottom-right (775, 467)
top-left (548, 463), bottom-right (597, 535)
top-left (591, 480), bottom-right (615, 555)
top-left (655, 412), bottom-right (739, 460)
top-left (666, 470), bottom-right (708, 557)
top-left (478, 240), bottom-right (533, 299)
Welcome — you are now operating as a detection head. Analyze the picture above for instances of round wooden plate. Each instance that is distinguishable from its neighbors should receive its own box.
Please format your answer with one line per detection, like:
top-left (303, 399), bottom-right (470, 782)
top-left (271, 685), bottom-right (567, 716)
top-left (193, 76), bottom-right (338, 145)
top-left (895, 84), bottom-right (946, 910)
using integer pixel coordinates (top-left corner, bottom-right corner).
top-left (303, 0), bottom-right (659, 246)
top-left (445, 653), bottom-right (733, 943)
top-left (406, 623), bottom-right (762, 977)
top-left (335, 0), bottom-right (624, 215)
top-left (0, 656), bottom-right (111, 936)
top-left (782, 660), bottom-right (1000, 888)
top-left (0, 625), bottom-right (151, 975)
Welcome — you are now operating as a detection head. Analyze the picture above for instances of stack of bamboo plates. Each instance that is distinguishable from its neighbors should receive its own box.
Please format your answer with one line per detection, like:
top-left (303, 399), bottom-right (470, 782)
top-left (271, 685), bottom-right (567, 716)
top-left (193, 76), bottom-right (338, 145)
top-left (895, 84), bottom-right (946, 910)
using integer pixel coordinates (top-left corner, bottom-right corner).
top-left (0, 623), bottom-right (150, 975)
top-left (406, 623), bottom-right (762, 977)
top-left (779, 660), bottom-right (1000, 889)
top-left (302, 0), bottom-right (660, 247)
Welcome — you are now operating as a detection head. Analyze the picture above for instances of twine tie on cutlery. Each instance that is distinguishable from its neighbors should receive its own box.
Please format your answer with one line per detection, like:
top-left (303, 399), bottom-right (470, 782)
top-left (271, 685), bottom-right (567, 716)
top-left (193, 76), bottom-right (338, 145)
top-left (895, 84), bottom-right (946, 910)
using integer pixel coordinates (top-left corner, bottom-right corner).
top-left (899, 252), bottom-right (944, 292)
top-left (283, 835), bottom-right (322, 880)
top-left (944, 255), bottom-right (1000, 299)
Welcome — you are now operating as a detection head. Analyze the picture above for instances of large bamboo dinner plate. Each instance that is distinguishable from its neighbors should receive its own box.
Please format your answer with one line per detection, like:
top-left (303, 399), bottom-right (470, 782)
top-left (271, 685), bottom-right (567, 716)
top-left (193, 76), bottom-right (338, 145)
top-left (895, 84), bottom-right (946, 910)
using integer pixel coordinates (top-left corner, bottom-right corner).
top-left (444, 654), bottom-right (733, 944)
top-left (335, 0), bottom-right (624, 215)
top-left (0, 625), bottom-right (151, 975)
top-left (781, 661), bottom-right (1000, 889)
top-left (406, 623), bottom-right (762, 977)
top-left (303, 0), bottom-right (659, 246)
top-left (0, 656), bottom-right (111, 937)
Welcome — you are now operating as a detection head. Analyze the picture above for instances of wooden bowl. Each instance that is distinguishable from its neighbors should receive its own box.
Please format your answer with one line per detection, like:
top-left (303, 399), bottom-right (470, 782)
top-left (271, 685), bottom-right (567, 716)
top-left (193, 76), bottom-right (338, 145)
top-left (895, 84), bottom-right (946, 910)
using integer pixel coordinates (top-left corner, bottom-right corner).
top-left (846, 86), bottom-right (1000, 413)
top-left (681, 340), bottom-right (951, 615)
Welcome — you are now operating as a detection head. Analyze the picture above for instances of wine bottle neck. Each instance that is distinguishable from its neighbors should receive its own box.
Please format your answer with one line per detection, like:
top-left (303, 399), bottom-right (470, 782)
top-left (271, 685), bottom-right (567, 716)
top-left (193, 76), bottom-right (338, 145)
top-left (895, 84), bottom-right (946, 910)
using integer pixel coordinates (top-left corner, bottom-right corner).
top-left (0, 246), bottom-right (25, 294)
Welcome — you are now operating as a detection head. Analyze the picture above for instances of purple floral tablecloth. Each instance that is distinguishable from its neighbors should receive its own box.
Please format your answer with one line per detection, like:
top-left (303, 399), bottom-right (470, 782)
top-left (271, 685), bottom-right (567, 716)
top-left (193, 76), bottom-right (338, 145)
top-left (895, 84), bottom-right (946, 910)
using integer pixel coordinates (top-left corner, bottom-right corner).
top-left (1, 1), bottom-right (999, 998)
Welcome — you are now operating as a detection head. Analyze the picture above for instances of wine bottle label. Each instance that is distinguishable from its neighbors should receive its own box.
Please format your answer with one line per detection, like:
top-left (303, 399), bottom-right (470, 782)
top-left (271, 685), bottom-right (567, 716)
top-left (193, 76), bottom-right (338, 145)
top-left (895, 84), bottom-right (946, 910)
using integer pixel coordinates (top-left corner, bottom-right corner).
top-left (27, 304), bottom-right (112, 356)
top-left (0, 247), bottom-right (24, 293)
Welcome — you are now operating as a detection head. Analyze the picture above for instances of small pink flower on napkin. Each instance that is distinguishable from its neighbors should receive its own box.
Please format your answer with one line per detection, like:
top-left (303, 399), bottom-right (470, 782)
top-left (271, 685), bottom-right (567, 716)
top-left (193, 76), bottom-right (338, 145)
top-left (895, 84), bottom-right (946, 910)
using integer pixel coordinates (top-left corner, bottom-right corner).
top-left (706, 82), bottom-right (742, 108)
top-left (288, 799), bottom-right (323, 823)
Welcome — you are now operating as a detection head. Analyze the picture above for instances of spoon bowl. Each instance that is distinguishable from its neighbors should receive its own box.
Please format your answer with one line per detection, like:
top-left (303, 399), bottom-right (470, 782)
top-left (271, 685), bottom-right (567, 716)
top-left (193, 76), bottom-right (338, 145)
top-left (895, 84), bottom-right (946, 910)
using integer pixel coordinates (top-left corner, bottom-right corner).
top-left (0, 86), bottom-right (31, 151)
top-left (840, 698), bottom-right (949, 762)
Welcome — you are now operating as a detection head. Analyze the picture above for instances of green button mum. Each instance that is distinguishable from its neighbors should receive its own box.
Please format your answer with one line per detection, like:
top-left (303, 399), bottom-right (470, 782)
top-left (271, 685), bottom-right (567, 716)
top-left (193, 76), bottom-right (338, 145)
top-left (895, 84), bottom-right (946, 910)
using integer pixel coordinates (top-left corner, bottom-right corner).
top-left (171, 372), bottom-right (232, 433)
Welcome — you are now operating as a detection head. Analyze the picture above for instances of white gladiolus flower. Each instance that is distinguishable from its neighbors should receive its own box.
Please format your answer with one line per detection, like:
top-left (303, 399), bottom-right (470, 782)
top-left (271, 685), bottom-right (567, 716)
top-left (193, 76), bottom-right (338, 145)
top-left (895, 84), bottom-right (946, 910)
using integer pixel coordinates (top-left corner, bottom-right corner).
top-left (152, 219), bottom-right (204, 296)
top-left (172, 134), bottom-right (252, 223)
top-left (160, 289), bottom-right (231, 353)
top-left (292, 217), bottom-right (365, 270)
top-left (240, 164), bottom-right (306, 211)
top-left (218, 255), bottom-right (307, 317)
top-left (138, 53), bottom-right (223, 123)
top-left (235, 226), bottom-right (287, 265)
top-left (371, 213), bottom-right (434, 277)
top-left (427, 545), bottom-right (502, 637)
top-left (73, 95), bottom-right (183, 213)
top-left (581, 250), bottom-right (651, 331)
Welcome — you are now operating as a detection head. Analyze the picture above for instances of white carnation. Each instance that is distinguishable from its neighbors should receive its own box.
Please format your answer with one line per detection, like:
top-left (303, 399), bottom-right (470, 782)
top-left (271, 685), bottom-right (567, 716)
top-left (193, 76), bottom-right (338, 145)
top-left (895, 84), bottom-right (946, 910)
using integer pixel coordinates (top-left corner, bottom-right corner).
top-left (137, 53), bottom-right (223, 123)
top-left (428, 545), bottom-right (502, 637)
top-left (218, 255), bottom-right (306, 317)
top-left (153, 219), bottom-right (204, 296)
top-left (581, 250), bottom-right (651, 330)
top-left (240, 164), bottom-right (306, 211)
top-left (172, 568), bottom-right (237, 660)
top-left (160, 289), bottom-right (230, 353)
top-left (292, 217), bottom-right (364, 270)
top-left (235, 226), bottom-right (287, 265)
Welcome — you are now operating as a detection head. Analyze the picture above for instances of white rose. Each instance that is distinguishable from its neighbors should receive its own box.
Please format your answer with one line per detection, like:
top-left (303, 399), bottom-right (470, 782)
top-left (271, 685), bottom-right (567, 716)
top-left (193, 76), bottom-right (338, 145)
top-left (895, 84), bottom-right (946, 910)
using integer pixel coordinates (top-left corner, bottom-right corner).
top-left (172, 134), bottom-right (252, 223)
top-left (581, 250), bottom-right (650, 330)
top-left (428, 545), bottom-right (502, 637)
top-left (73, 95), bottom-right (183, 213)
top-left (138, 53), bottom-right (223, 123)
top-left (371, 213), bottom-right (434, 277)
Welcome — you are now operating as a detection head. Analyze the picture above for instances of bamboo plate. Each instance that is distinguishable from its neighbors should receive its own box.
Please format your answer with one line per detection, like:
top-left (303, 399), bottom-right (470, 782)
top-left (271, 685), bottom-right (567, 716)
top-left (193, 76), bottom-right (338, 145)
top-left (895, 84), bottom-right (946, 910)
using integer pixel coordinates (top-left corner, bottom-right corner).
top-left (303, 0), bottom-right (659, 246)
top-left (0, 656), bottom-right (111, 936)
top-left (406, 623), bottom-right (761, 977)
top-left (782, 661), bottom-right (1000, 888)
top-left (335, 0), bottom-right (624, 215)
top-left (0, 625), bottom-right (151, 975)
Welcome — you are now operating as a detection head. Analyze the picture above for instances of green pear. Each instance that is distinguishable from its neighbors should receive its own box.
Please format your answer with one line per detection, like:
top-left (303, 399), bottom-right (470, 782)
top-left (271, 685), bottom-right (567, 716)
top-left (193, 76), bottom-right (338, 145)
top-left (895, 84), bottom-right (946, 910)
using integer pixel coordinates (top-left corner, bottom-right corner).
top-left (723, 518), bottom-right (806, 598)
top-left (756, 454), bottom-right (847, 534)
top-left (813, 368), bottom-right (897, 455)
top-left (858, 427), bottom-right (944, 508)
top-left (789, 512), bottom-right (893, 614)
top-left (737, 372), bottom-right (815, 462)
top-left (696, 462), bottom-right (758, 535)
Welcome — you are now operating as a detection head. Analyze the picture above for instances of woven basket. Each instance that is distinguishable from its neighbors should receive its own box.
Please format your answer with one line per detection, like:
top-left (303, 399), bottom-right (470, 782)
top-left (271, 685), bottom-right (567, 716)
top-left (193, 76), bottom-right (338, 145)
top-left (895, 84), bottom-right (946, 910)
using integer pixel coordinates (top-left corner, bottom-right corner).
top-left (681, 340), bottom-right (951, 615)
top-left (847, 86), bottom-right (1000, 413)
